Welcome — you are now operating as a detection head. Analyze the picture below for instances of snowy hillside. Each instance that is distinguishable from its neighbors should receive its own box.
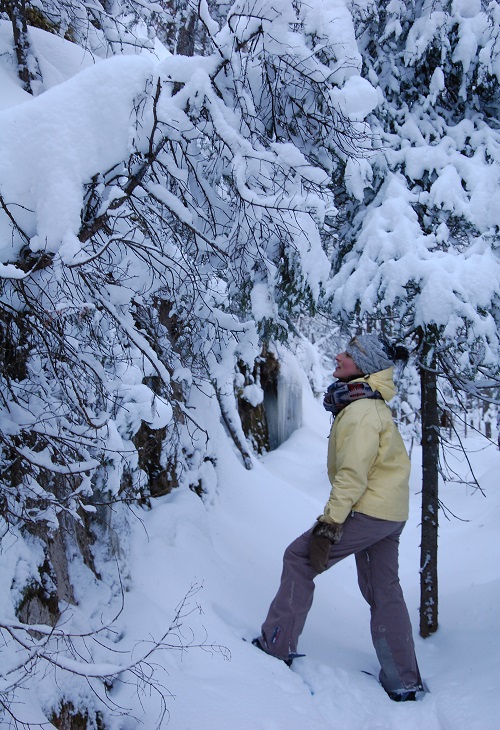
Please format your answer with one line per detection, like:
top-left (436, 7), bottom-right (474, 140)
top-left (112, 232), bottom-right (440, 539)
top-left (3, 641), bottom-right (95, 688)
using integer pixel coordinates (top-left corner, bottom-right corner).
top-left (3, 377), bottom-right (498, 729)
top-left (74, 393), bottom-right (500, 729)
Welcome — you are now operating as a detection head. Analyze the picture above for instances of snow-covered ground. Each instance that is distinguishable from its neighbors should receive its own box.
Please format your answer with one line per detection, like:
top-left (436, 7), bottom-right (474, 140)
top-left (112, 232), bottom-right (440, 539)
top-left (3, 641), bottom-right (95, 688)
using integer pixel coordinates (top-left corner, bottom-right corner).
top-left (4, 383), bottom-right (498, 728)
top-left (84, 386), bottom-right (497, 730)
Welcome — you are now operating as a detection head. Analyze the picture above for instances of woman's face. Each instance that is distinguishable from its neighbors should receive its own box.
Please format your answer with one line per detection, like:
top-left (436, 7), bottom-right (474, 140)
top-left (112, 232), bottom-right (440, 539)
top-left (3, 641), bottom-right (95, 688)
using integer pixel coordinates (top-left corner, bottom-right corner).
top-left (333, 351), bottom-right (364, 381)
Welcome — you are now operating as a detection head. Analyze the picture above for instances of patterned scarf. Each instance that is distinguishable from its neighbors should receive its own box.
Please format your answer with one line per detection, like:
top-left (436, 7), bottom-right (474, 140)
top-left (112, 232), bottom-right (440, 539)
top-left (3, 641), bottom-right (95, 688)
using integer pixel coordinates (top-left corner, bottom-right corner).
top-left (323, 380), bottom-right (383, 417)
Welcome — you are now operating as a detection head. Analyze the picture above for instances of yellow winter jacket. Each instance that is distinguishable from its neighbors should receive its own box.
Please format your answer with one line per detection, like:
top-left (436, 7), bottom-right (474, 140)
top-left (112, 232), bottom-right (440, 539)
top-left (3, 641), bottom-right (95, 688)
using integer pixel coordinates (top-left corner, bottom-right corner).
top-left (321, 368), bottom-right (410, 525)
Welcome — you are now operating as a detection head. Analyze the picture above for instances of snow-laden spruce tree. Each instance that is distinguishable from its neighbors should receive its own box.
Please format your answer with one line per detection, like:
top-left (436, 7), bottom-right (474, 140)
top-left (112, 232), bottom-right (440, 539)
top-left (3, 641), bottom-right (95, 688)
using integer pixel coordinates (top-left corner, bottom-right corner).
top-left (0, 1), bottom-right (375, 724)
top-left (325, 0), bottom-right (500, 637)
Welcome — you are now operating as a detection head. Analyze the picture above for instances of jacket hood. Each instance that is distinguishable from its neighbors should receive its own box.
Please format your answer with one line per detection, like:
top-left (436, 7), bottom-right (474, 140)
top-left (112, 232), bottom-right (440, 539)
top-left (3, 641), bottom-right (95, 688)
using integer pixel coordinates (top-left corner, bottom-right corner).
top-left (353, 367), bottom-right (396, 402)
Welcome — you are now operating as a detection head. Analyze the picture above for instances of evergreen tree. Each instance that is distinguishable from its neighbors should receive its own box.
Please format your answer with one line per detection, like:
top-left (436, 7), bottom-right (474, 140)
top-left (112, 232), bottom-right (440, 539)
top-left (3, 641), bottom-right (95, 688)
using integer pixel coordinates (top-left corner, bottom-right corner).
top-left (326, 0), bottom-right (500, 636)
top-left (0, 2), bottom-right (372, 720)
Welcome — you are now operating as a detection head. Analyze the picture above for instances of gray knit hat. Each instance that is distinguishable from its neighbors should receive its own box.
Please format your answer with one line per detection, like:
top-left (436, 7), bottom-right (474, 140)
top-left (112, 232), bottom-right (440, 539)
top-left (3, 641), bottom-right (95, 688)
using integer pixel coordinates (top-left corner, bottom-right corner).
top-left (346, 334), bottom-right (394, 375)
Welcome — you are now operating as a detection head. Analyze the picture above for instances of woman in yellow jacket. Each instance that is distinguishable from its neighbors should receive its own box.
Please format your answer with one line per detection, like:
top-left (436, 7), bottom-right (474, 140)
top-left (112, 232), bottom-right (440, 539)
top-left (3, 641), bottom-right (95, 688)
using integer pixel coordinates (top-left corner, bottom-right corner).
top-left (253, 334), bottom-right (424, 701)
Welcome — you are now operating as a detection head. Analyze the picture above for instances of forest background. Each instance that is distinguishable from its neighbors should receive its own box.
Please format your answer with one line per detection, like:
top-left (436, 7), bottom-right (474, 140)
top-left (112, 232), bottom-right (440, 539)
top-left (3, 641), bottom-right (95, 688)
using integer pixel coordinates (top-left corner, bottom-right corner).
top-left (0, 1), bottom-right (499, 728)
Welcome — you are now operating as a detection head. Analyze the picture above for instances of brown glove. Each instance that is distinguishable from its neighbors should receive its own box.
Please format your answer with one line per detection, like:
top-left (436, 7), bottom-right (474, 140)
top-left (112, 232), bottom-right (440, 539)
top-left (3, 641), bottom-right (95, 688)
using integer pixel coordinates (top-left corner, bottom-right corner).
top-left (309, 520), bottom-right (344, 574)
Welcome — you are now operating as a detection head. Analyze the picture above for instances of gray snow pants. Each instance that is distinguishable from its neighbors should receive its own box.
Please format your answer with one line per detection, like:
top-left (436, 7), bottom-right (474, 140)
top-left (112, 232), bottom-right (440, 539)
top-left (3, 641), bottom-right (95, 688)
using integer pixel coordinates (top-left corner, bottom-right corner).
top-left (258, 512), bottom-right (421, 692)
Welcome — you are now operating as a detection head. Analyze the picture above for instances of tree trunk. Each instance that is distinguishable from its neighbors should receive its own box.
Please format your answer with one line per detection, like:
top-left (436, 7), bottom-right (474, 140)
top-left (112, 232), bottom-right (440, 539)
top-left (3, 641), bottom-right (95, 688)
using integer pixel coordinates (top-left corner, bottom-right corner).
top-left (172, 3), bottom-right (198, 94)
top-left (419, 340), bottom-right (440, 637)
top-left (217, 387), bottom-right (253, 470)
top-left (5, 0), bottom-right (41, 94)
top-left (176, 3), bottom-right (197, 58)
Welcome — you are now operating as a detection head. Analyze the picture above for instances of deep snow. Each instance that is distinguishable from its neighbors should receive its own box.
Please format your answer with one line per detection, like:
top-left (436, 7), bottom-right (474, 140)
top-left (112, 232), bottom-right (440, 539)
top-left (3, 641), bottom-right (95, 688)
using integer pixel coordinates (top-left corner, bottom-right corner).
top-left (88, 385), bottom-right (499, 730)
top-left (4, 382), bottom-right (499, 729)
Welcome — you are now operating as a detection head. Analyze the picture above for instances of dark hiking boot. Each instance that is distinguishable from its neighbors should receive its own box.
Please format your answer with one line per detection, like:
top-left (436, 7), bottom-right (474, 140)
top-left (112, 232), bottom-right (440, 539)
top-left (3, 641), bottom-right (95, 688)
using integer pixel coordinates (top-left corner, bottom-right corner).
top-left (387, 689), bottom-right (417, 702)
top-left (386, 682), bottom-right (427, 702)
top-left (251, 637), bottom-right (303, 668)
